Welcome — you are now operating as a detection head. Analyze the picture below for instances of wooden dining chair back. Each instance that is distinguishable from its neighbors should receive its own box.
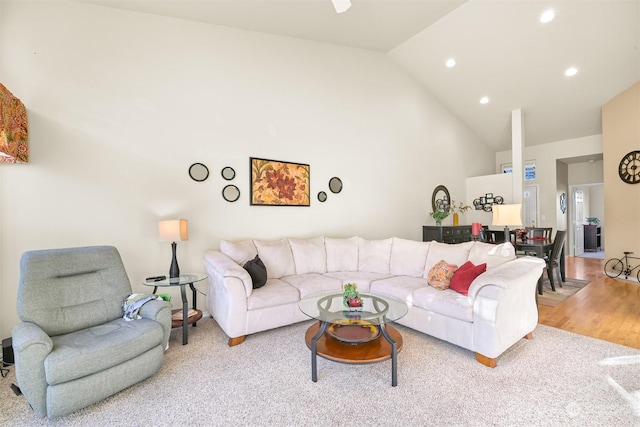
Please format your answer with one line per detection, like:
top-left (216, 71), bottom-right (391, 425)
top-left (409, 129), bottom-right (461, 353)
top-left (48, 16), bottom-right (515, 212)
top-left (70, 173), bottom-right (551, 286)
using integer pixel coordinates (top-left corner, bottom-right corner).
top-left (544, 230), bottom-right (567, 291)
top-left (526, 227), bottom-right (553, 240)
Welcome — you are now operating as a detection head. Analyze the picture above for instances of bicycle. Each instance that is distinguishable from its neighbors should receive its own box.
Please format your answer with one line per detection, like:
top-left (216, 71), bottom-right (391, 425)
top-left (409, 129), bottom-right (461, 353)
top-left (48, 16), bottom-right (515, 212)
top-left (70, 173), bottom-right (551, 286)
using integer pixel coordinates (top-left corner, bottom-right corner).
top-left (604, 251), bottom-right (640, 281)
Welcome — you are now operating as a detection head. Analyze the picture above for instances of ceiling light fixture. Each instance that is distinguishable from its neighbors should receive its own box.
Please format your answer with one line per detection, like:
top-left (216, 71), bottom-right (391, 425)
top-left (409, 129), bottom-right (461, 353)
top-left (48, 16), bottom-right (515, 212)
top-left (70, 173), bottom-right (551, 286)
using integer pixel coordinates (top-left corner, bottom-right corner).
top-left (480, 96), bottom-right (489, 105)
top-left (331, 0), bottom-right (351, 14)
top-left (565, 67), bottom-right (578, 77)
top-left (540, 10), bottom-right (555, 23)
top-left (446, 58), bottom-right (456, 68)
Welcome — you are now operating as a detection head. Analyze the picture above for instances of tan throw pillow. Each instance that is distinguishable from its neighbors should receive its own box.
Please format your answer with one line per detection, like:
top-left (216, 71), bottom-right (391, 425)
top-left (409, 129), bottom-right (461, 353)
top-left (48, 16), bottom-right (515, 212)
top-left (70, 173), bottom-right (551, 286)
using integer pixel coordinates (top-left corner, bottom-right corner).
top-left (427, 260), bottom-right (459, 290)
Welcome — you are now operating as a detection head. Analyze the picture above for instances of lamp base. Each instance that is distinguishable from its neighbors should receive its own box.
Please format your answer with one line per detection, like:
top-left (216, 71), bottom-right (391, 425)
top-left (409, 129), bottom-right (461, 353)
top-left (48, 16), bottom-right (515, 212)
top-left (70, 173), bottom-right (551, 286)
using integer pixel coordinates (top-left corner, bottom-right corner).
top-left (504, 226), bottom-right (511, 243)
top-left (169, 241), bottom-right (180, 279)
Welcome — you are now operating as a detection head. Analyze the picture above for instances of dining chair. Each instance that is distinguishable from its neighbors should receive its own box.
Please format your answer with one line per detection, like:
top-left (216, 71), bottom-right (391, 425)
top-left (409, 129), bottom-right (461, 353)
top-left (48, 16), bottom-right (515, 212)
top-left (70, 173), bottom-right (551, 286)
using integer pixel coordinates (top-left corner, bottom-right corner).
top-left (544, 230), bottom-right (567, 291)
top-left (526, 227), bottom-right (553, 240)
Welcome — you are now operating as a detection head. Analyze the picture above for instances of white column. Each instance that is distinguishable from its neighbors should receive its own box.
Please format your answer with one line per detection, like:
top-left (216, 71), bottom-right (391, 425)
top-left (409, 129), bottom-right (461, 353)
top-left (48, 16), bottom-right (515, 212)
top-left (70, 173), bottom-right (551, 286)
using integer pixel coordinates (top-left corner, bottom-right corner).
top-left (511, 109), bottom-right (524, 204)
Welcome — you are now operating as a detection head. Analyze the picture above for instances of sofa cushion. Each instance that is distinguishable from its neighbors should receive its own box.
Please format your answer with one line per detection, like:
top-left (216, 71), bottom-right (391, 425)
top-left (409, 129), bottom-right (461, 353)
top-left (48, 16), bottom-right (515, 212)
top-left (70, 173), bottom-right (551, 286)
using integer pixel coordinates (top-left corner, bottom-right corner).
top-left (450, 261), bottom-right (487, 296)
top-left (243, 255), bottom-right (267, 289)
top-left (254, 239), bottom-right (296, 279)
top-left (358, 237), bottom-right (392, 274)
top-left (468, 242), bottom-right (515, 269)
top-left (247, 279), bottom-right (299, 310)
top-left (280, 273), bottom-right (342, 298)
top-left (424, 241), bottom-right (474, 278)
top-left (288, 237), bottom-right (327, 274)
top-left (220, 239), bottom-right (257, 266)
top-left (427, 260), bottom-right (459, 290)
top-left (325, 237), bottom-right (358, 272)
top-left (324, 271), bottom-right (394, 293)
top-left (411, 286), bottom-right (473, 322)
top-left (389, 238), bottom-right (430, 277)
top-left (369, 276), bottom-right (427, 304)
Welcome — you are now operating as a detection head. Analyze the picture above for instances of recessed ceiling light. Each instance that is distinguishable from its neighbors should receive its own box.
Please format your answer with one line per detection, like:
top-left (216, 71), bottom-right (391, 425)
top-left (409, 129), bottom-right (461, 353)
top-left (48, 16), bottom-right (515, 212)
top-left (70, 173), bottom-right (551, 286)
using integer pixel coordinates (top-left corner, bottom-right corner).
top-left (446, 58), bottom-right (456, 68)
top-left (540, 10), bottom-right (555, 23)
top-left (565, 67), bottom-right (578, 77)
top-left (331, 0), bottom-right (351, 14)
top-left (480, 96), bottom-right (489, 105)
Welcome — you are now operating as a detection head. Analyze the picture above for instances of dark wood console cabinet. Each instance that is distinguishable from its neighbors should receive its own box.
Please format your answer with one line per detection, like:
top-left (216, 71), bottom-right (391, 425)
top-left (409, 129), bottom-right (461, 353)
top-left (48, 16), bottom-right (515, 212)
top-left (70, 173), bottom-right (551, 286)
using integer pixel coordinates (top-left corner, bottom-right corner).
top-left (584, 225), bottom-right (601, 252)
top-left (423, 225), bottom-right (472, 244)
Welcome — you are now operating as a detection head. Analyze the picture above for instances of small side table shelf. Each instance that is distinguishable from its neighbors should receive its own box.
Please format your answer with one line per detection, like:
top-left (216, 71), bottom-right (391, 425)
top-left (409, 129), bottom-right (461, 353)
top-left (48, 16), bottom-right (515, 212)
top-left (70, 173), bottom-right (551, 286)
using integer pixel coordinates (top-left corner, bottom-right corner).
top-left (143, 273), bottom-right (207, 345)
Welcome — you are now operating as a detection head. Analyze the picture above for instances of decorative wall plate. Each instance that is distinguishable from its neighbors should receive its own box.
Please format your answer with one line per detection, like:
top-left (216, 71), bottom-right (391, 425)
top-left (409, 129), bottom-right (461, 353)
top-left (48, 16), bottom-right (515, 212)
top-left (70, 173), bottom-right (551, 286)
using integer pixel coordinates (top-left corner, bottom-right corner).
top-left (222, 185), bottom-right (240, 202)
top-left (188, 163), bottom-right (209, 182)
top-left (221, 166), bottom-right (235, 181)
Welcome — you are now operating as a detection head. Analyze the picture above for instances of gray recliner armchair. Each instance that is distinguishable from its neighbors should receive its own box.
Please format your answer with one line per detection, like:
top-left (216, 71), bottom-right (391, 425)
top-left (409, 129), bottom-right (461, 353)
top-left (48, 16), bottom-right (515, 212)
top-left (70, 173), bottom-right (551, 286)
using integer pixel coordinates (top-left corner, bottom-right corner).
top-left (12, 246), bottom-right (171, 418)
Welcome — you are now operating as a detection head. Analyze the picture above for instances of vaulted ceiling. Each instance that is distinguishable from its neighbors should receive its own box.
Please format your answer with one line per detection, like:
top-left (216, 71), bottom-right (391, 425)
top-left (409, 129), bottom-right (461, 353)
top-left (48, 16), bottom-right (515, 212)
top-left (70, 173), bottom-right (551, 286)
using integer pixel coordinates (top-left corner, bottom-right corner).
top-left (82, 0), bottom-right (640, 152)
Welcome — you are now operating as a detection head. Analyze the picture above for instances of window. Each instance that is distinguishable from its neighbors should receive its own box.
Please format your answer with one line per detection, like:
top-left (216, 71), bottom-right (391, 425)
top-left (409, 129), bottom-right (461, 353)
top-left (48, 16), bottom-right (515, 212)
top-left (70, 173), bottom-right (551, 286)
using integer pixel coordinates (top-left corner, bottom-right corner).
top-left (524, 161), bottom-right (536, 181)
top-left (501, 161), bottom-right (536, 180)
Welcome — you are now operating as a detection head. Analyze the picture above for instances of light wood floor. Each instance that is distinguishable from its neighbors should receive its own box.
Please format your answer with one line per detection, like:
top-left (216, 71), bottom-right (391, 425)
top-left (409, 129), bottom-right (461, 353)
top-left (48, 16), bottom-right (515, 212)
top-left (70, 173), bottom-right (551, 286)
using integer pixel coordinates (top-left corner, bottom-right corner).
top-left (537, 256), bottom-right (640, 350)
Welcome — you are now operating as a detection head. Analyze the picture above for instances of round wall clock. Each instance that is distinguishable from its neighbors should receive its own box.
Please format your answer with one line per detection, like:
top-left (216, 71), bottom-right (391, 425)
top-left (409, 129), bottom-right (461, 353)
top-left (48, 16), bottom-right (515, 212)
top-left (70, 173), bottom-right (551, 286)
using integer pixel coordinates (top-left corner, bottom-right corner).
top-left (559, 192), bottom-right (567, 214)
top-left (618, 150), bottom-right (640, 184)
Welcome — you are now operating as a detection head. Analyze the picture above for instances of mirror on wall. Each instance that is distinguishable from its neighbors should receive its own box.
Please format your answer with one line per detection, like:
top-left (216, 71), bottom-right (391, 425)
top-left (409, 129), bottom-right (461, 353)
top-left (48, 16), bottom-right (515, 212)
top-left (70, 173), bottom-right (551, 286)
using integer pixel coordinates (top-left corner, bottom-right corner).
top-left (431, 185), bottom-right (451, 212)
top-left (328, 177), bottom-right (342, 194)
top-left (189, 163), bottom-right (209, 182)
top-left (317, 191), bottom-right (327, 202)
top-left (222, 185), bottom-right (240, 202)
top-left (221, 166), bottom-right (235, 181)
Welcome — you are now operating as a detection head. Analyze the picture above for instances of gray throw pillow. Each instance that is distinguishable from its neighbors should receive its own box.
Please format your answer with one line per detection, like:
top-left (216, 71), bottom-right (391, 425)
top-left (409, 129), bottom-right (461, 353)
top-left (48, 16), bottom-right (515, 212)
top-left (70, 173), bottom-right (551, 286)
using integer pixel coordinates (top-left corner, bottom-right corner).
top-left (244, 255), bottom-right (267, 289)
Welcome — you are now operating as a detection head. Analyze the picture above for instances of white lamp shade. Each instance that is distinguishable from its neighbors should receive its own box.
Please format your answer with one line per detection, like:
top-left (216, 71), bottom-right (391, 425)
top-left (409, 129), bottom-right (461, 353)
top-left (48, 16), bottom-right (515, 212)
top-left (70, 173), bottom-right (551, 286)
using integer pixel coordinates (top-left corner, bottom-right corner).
top-left (492, 204), bottom-right (522, 227)
top-left (158, 219), bottom-right (188, 242)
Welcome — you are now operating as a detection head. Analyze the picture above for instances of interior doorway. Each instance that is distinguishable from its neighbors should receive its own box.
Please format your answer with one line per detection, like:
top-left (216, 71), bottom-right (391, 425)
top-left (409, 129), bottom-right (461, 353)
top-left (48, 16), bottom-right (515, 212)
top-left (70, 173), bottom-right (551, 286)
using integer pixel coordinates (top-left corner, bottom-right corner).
top-left (523, 185), bottom-right (539, 228)
top-left (573, 188), bottom-right (584, 257)
top-left (570, 183), bottom-right (605, 259)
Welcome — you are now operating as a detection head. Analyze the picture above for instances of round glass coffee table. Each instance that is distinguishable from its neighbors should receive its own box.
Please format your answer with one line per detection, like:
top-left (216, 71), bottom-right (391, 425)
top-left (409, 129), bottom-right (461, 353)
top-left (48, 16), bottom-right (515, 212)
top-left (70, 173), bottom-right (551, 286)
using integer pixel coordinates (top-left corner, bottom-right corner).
top-left (299, 290), bottom-right (409, 386)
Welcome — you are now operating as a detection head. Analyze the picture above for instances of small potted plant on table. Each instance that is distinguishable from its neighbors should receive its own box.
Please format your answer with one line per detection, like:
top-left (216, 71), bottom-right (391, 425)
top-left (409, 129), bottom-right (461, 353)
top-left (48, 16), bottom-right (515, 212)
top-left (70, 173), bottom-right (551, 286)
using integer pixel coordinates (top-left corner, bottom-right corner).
top-left (343, 283), bottom-right (363, 311)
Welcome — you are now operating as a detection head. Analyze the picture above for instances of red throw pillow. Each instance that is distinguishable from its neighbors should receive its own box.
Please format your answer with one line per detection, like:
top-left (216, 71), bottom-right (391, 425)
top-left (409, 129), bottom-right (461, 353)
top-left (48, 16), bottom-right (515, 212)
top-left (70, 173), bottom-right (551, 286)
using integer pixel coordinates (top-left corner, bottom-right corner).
top-left (450, 262), bottom-right (487, 295)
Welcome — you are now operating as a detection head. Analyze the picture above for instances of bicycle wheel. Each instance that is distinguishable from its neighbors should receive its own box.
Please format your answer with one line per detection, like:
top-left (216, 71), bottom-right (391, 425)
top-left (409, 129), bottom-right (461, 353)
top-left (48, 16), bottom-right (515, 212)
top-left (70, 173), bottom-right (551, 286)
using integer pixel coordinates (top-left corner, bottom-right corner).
top-left (604, 258), bottom-right (624, 278)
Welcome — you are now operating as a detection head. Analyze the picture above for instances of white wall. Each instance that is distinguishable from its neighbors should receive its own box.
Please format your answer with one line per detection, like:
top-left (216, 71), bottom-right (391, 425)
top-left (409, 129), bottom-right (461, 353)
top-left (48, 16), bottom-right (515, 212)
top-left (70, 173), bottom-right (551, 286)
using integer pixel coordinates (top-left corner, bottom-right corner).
top-left (465, 174), bottom-right (513, 228)
top-left (0, 2), bottom-right (494, 338)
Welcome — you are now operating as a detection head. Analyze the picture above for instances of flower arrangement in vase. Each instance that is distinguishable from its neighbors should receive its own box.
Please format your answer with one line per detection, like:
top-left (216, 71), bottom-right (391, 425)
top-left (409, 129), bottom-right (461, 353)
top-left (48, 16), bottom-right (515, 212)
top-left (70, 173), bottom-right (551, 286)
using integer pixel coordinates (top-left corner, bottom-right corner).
top-left (430, 207), bottom-right (449, 226)
top-left (343, 283), bottom-right (363, 310)
top-left (448, 200), bottom-right (472, 226)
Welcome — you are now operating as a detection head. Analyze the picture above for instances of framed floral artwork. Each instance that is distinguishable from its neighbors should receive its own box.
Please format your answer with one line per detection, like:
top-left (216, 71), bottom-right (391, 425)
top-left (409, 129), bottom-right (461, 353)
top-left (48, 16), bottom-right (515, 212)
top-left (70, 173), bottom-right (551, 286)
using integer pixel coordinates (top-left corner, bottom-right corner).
top-left (0, 84), bottom-right (29, 163)
top-left (250, 157), bottom-right (310, 206)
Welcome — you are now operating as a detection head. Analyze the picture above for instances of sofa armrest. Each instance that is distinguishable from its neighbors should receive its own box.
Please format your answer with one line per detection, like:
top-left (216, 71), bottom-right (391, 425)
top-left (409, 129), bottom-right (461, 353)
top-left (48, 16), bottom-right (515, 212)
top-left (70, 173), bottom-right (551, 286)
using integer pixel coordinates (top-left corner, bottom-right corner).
top-left (467, 257), bottom-right (545, 359)
top-left (203, 249), bottom-right (253, 297)
top-left (467, 256), bottom-right (545, 300)
top-left (12, 322), bottom-right (54, 418)
top-left (139, 299), bottom-right (172, 350)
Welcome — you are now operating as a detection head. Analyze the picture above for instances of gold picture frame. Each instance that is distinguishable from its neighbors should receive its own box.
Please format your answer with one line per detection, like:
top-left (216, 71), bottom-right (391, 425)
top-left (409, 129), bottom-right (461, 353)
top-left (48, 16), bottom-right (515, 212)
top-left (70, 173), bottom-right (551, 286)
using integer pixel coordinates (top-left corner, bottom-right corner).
top-left (250, 157), bottom-right (310, 206)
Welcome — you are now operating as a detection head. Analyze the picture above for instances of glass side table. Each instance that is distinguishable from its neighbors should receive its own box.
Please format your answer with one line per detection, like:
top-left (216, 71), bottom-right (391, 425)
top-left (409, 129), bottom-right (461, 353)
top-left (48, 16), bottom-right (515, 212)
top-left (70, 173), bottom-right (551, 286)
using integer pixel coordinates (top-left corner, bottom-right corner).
top-left (143, 273), bottom-right (207, 345)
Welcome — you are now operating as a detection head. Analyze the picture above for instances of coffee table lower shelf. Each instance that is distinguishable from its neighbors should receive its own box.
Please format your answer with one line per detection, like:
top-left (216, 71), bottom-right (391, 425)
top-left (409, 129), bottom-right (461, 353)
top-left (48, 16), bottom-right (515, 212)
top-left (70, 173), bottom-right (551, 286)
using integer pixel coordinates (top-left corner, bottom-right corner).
top-left (304, 321), bottom-right (403, 386)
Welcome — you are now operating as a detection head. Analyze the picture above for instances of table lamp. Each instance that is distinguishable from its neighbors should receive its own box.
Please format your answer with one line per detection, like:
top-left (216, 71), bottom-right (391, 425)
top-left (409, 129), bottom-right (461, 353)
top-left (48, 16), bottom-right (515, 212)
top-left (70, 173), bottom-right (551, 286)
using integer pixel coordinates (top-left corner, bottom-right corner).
top-left (491, 204), bottom-right (522, 243)
top-left (158, 219), bottom-right (188, 278)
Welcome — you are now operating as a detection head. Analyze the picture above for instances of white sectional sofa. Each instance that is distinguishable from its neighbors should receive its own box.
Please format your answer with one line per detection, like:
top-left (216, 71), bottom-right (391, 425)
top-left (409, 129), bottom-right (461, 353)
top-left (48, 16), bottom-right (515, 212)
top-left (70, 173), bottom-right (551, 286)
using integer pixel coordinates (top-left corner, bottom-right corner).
top-left (203, 236), bottom-right (545, 367)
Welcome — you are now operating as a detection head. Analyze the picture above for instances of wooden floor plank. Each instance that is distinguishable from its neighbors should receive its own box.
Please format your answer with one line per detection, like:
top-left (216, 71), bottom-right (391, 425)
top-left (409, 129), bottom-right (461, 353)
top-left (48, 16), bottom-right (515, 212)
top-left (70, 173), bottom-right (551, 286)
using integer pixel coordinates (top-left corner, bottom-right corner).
top-left (537, 256), bottom-right (640, 350)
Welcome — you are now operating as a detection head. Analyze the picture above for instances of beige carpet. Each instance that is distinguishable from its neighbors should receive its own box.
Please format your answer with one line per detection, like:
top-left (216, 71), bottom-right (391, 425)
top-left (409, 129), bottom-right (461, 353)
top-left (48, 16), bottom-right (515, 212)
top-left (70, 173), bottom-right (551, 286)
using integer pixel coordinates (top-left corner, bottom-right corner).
top-left (2, 317), bottom-right (640, 426)
top-left (537, 277), bottom-right (590, 307)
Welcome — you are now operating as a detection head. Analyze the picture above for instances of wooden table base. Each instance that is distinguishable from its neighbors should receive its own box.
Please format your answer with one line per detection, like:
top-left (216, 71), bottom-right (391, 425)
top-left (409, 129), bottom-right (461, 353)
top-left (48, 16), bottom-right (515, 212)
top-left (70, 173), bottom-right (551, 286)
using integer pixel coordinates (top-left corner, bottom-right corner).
top-left (305, 321), bottom-right (403, 385)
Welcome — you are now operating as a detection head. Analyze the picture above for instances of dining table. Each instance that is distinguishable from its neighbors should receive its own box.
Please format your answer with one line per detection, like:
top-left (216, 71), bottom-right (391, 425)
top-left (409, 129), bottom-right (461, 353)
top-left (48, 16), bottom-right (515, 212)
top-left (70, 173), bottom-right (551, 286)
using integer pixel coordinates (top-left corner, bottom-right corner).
top-left (514, 238), bottom-right (565, 294)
